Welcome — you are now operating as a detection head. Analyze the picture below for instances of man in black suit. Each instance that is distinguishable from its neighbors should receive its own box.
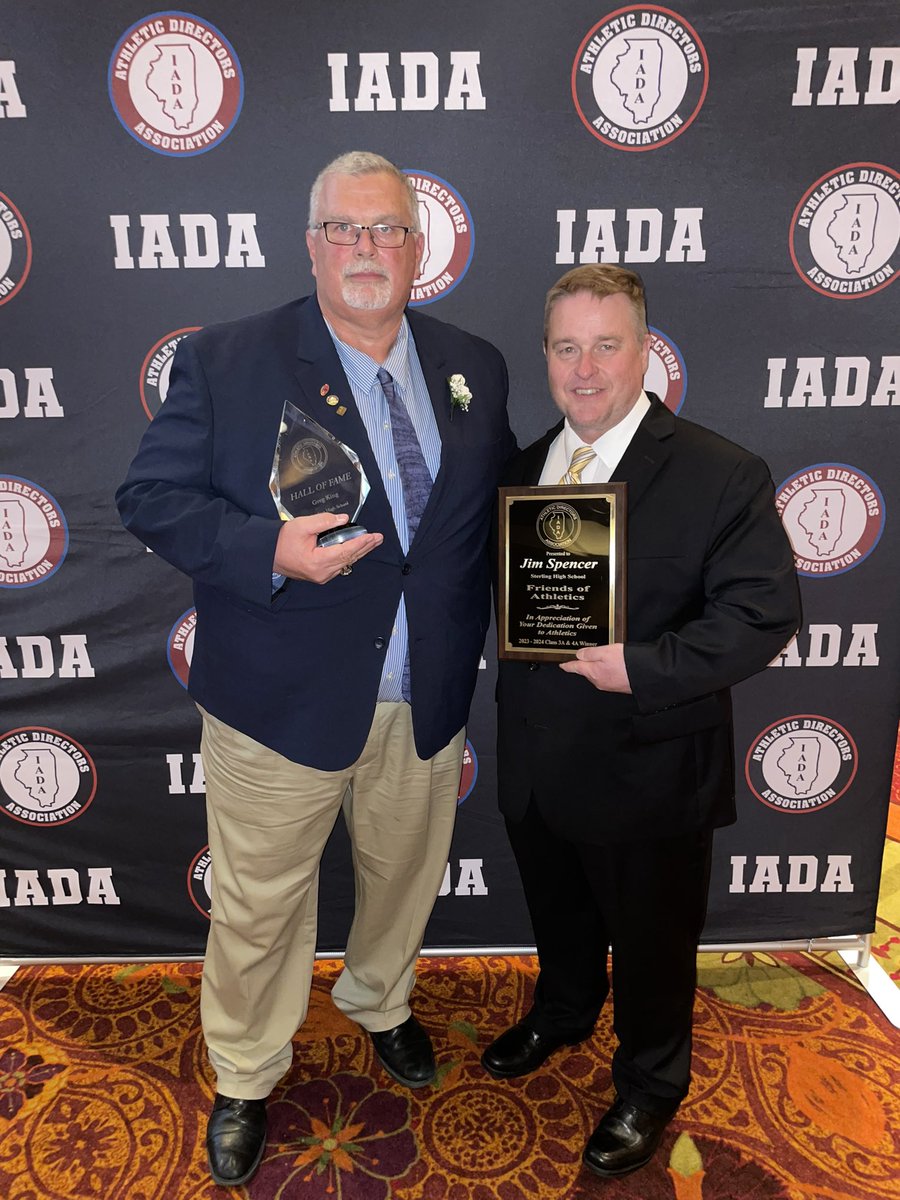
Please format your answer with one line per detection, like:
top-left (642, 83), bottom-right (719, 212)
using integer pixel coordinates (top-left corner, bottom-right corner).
top-left (481, 265), bottom-right (800, 1178)
top-left (118, 151), bottom-right (514, 1188)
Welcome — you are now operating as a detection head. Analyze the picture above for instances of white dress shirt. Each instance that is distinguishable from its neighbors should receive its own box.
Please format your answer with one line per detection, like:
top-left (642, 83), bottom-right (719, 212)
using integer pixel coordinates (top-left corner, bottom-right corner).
top-left (539, 391), bottom-right (651, 485)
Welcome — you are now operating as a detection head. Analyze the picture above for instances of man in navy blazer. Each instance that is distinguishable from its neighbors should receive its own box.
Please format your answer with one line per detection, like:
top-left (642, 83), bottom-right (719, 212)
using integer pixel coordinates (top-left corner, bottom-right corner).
top-left (117, 151), bottom-right (514, 1187)
top-left (481, 265), bottom-right (800, 1179)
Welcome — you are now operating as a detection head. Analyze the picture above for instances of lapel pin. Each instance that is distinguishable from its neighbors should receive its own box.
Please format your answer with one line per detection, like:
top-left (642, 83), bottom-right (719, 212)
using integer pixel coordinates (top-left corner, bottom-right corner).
top-left (320, 383), bottom-right (330, 396)
top-left (336, 405), bottom-right (347, 416)
top-left (326, 394), bottom-right (340, 406)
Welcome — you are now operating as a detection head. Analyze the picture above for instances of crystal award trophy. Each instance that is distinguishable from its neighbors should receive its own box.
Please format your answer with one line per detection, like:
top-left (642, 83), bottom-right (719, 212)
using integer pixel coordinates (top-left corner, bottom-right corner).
top-left (269, 401), bottom-right (370, 544)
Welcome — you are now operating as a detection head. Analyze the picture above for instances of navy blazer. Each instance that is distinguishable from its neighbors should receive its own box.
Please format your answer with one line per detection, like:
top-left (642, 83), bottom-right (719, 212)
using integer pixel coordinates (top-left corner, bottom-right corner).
top-left (496, 396), bottom-right (801, 842)
top-left (117, 294), bottom-right (515, 769)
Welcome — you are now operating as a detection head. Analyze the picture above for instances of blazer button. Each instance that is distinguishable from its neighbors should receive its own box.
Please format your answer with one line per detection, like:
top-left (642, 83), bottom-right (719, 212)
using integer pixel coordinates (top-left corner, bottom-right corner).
top-left (374, 636), bottom-right (386, 650)
top-left (529, 663), bottom-right (540, 672)
top-left (401, 563), bottom-right (412, 575)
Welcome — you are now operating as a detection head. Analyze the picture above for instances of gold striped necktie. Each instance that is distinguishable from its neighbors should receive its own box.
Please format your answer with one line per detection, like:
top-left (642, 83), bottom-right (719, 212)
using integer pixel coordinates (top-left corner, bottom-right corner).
top-left (560, 445), bottom-right (597, 484)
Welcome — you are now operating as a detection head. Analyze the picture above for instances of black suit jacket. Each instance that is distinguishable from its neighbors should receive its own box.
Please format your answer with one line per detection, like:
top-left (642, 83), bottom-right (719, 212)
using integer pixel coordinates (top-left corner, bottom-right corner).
top-left (118, 294), bottom-right (515, 769)
top-left (497, 395), bottom-right (801, 843)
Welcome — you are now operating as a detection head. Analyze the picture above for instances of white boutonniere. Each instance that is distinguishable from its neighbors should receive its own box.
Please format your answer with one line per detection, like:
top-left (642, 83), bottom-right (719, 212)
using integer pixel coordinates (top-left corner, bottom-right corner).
top-left (448, 373), bottom-right (472, 418)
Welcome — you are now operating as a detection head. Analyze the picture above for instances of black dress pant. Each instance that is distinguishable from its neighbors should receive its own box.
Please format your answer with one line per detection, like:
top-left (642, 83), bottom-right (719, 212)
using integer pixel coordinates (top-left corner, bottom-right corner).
top-left (506, 797), bottom-right (714, 1115)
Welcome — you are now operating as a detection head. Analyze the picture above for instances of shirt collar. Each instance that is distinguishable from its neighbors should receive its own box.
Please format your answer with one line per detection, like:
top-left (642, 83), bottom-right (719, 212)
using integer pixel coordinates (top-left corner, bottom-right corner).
top-left (324, 315), bottom-right (412, 393)
top-left (563, 390), bottom-right (651, 466)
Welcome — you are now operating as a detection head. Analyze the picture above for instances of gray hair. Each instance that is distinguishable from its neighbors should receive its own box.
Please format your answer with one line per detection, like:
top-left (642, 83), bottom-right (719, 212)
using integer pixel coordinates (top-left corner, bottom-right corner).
top-left (308, 151), bottom-right (420, 232)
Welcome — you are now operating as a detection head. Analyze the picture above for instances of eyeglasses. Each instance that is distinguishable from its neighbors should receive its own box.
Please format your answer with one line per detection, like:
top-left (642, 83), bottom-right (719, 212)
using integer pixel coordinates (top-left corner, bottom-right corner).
top-left (311, 222), bottom-right (412, 248)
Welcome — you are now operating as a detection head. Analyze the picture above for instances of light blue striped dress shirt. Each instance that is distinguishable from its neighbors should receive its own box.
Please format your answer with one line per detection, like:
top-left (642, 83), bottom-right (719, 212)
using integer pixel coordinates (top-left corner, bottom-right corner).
top-left (326, 316), bottom-right (442, 702)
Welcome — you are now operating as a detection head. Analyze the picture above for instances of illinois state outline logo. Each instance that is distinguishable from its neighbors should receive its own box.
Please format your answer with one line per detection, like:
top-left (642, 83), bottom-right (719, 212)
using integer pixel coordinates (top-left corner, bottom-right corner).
top-left (405, 171), bottom-right (474, 305)
top-left (776, 464), bottom-right (884, 577)
top-left (790, 163), bottom-right (900, 298)
top-left (108, 12), bottom-right (243, 156)
top-left (0, 476), bottom-right (69, 588)
top-left (572, 5), bottom-right (708, 151)
top-left (0, 191), bottom-right (32, 306)
top-left (0, 727), bottom-right (97, 827)
top-left (745, 716), bottom-right (857, 813)
top-left (167, 607), bottom-right (197, 688)
top-left (644, 326), bottom-right (687, 412)
top-left (457, 739), bottom-right (478, 805)
top-left (187, 845), bottom-right (212, 917)
top-left (139, 327), bottom-right (201, 419)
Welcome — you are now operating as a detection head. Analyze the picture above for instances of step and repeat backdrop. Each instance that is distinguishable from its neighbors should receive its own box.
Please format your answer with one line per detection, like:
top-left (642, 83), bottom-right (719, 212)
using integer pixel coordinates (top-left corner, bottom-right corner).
top-left (1, 2), bottom-right (897, 958)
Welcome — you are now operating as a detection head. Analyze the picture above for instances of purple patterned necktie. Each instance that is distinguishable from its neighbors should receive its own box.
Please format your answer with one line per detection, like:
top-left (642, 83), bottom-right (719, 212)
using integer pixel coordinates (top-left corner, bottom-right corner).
top-left (377, 368), bottom-right (433, 543)
top-left (377, 368), bottom-right (432, 703)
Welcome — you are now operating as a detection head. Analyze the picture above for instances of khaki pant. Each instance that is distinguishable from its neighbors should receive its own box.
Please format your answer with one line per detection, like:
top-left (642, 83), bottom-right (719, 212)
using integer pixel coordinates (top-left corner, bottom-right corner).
top-left (198, 703), bottom-right (465, 1099)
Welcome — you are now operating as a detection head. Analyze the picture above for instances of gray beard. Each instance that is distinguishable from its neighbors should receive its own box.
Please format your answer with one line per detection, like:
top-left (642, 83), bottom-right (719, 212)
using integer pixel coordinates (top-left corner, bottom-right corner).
top-left (341, 278), bottom-right (392, 310)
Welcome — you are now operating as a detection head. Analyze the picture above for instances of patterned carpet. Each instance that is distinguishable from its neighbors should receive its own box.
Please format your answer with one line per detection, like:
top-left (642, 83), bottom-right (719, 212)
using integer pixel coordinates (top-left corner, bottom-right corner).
top-left (1, 948), bottom-right (898, 1199)
top-left (1, 744), bottom-right (898, 1199)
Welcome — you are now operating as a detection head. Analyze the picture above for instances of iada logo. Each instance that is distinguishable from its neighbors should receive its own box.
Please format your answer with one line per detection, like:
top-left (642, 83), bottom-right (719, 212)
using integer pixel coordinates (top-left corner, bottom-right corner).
top-left (108, 12), bottom-right (243, 157)
top-left (0, 727), bottom-right (97, 827)
top-left (572, 5), bottom-right (708, 151)
top-left (745, 716), bottom-right (857, 813)
top-left (0, 191), bottom-right (32, 306)
top-left (187, 845), bottom-right (212, 918)
top-left (167, 607), bottom-right (197, 688)
top-left (644, 326), bottom-right (686, 413)
top-left (140, 326), bottom-right (201, 419)
top-left (537, 503), bottom-right (581, 550)
top-left (790, 163), bottom-right (900, 299)
top-left (776, 463), bottom-right (884, 577)
top-left (0, 475), bottom-right (69, 589)
top-left (457, 739), bottom-right (478, 805)
top-left (291, 439), bottom-right (328, 478)
top-left (405, 171), bottom-right (474, 305)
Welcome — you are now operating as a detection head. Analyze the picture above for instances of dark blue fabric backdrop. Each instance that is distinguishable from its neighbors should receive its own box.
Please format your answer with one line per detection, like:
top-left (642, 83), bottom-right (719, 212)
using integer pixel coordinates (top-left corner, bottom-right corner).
top-left (1, 1), bottom-right (897, 956)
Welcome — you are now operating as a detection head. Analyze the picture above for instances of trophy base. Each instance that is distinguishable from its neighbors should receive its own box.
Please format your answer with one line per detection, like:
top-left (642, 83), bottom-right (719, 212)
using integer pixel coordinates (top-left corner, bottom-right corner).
top-left (316, 523), bottom-right (369, 547)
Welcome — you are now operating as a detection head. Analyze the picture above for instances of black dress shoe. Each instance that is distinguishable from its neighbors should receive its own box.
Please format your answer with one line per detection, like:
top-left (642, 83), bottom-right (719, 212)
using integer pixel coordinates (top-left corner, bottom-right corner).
top-left (582, 1094), bottom-right (674, 1178)
top-left (370, 1014), bottom-right (436, 1088)
top-left (206, 1093), bottom-right (267, 1187)
top-left (480, 1021), bottom-right (589, 1079)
